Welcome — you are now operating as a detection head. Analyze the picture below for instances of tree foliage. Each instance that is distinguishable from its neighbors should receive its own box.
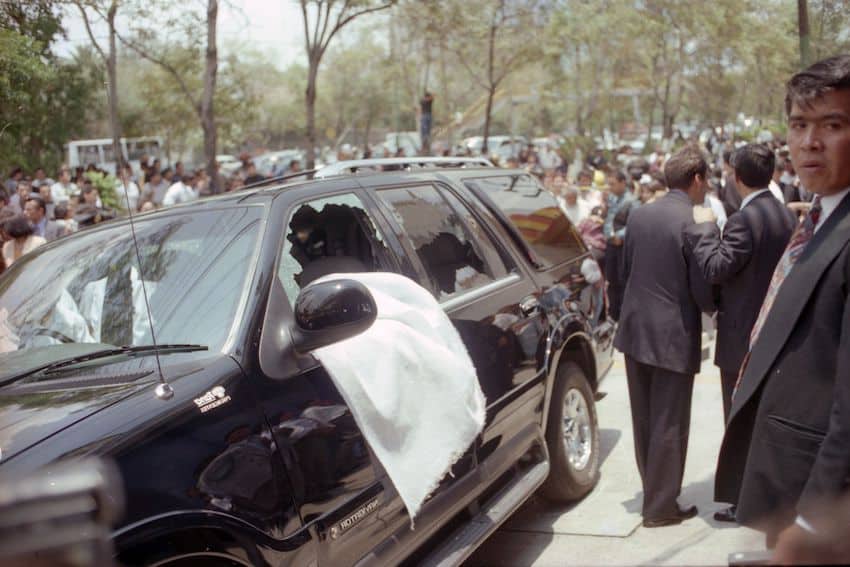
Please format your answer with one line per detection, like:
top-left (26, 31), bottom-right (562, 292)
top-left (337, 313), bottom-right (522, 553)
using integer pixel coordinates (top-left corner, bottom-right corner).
top-left (0, 2), bottom-right (100, 175)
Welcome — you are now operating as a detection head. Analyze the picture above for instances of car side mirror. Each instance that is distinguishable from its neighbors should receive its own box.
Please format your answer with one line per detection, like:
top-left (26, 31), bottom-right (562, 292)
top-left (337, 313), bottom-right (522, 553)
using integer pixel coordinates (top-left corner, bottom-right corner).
top-left (292, 278), bottom-right (377, 353)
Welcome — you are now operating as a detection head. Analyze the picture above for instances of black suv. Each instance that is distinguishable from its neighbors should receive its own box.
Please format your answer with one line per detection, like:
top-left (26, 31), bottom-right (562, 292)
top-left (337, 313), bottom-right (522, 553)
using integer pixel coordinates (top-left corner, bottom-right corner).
top-left (0, 159), bottom-right (614, 566)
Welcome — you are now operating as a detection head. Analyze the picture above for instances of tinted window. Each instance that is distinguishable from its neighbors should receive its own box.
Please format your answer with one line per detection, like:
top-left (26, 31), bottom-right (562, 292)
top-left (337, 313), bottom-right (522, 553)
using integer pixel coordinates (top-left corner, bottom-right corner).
top-left (463, 174), bottom-right (585, 267)
top-left (377, 185), bottom-right (495, 300)
top-left (279, 193), bottom-right (389, 304)
top-left (441, 188), bottom-right (512, 276)
top-left (0, 207), bottom-right (263, 357)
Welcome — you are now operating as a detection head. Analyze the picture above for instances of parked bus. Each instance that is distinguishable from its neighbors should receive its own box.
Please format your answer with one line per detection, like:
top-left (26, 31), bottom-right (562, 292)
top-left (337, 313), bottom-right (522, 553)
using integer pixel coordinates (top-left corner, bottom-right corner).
top-left (66, 137), bottom-right (166, 175)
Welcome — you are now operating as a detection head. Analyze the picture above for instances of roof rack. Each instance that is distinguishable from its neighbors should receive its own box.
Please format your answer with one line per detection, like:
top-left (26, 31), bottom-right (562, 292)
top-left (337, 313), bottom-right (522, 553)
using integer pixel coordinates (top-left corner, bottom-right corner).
top-left (315, 156), bottom-right (495, 178)
top-left (240, 168), bottom-right (319, 190)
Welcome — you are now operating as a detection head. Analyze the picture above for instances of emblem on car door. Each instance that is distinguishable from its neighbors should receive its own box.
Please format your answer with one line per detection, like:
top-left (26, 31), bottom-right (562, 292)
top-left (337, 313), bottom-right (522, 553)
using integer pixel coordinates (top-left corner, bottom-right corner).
top-left (194, 386), bottom-right (231, 413)
top-left (329, 498), bottom-right (380, 540)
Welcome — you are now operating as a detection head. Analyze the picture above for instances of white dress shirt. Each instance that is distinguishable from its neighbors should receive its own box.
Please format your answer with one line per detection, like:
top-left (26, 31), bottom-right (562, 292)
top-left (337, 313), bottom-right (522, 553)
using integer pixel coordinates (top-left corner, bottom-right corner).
top-left (767, 180), bottom-right (785, 203)
top-left (706, 194), bottom-right (728, 231)
top-left (814, 186), bottom-right (850, 233)
top-left (739, 188), bottom-right (771, 211)
top-left (162, 181), bottom-right (198, 206)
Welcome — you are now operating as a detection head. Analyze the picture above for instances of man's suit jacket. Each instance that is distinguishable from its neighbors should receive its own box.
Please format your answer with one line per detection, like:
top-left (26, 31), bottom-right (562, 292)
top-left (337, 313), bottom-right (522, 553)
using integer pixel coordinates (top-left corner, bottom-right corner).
top-left (42, 220), bottom-right (65, 241)
top-left (683, 191), bottom-right (796, 374)
top-left (715, 192), bottom-right (850, 530)
top-left (614, 190), bottom-right (714, 375)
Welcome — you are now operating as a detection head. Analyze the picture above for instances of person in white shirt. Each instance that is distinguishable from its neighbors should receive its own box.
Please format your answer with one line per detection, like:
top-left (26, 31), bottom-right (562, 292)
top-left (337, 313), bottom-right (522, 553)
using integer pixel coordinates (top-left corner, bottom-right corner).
top-left (555, 179), bottom-right (590, 225)
top-left (162, 172), bottom-right (199, 206)
top-left (116, 163), bottom-right (140, 212)
top-left (50, 167), bottom-right (76, 207)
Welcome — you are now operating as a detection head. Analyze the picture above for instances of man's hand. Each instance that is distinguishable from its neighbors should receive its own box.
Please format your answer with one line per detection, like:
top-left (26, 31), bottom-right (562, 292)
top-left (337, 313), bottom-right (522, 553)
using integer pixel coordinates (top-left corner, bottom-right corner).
top-left (787, 201), bottom-right (813, 214)
top-left (772, 522), bottom-right (842, 565)
top-left (610, 236), bottom-right (623, 246)
top-left (693, 205), bottom-right (717, 224)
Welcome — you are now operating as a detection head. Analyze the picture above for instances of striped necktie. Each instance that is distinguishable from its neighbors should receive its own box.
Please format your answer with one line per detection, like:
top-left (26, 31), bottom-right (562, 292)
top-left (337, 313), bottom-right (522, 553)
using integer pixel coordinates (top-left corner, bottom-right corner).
top-left (734, 197), bottom-right (822, 395)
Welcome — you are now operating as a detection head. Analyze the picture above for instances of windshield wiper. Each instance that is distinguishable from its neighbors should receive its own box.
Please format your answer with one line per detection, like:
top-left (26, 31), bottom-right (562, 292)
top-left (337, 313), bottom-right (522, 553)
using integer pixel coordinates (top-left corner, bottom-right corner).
top-left (1, 344), bottom-right (208, 387)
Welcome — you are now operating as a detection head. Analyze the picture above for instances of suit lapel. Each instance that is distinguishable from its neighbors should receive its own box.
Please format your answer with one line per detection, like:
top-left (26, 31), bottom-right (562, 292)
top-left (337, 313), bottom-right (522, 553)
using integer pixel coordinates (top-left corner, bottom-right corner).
top-left (730, 193), bottom-right (850, 418)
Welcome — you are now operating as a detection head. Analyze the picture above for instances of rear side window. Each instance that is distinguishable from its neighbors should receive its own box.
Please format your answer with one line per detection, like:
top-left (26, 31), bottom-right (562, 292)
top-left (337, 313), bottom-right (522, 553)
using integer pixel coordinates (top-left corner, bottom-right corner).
top-left (376, 185), bottom-right (497, 301)
top-left (463, 174), bottom-right (585, 268)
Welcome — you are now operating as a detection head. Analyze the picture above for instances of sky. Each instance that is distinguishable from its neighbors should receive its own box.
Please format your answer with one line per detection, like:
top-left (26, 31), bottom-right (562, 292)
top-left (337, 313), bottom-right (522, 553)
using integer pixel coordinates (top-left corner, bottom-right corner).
top-left (56, 0), bottom-right (310, 70)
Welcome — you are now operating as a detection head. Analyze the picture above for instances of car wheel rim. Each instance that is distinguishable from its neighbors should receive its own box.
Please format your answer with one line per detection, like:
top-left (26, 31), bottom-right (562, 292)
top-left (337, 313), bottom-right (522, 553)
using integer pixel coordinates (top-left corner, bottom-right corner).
top-left (563, 387), bottom-right (592, 471)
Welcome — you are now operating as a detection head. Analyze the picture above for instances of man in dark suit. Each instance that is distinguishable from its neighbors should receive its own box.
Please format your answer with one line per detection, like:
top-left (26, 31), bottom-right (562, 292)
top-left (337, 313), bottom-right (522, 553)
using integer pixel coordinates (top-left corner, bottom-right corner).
top-left (614, 146), bottom-right (714, 527)
top-left (603, 169), bottom-right (638, 321)
top-left (685, 144), bottom-right (796, 422)
top-left (684, 144), bottom-right (796, 523)
top-left (714, 55), bottom-right (850, 554)
top-left (23, 196), bottom-right (65, 241)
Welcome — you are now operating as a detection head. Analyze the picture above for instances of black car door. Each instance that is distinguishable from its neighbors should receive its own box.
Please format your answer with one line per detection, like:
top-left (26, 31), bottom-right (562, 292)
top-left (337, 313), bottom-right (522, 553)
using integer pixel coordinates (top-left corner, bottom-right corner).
top-left (252, 189), bottom-right (416, 567)
top-left (368, 182), bottom-right (549, 472)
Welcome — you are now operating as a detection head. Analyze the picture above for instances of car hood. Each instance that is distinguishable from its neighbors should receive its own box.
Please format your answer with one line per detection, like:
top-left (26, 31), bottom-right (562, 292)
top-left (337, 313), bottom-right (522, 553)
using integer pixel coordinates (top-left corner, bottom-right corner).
top-left (0, 351), bottom-right (207, 464)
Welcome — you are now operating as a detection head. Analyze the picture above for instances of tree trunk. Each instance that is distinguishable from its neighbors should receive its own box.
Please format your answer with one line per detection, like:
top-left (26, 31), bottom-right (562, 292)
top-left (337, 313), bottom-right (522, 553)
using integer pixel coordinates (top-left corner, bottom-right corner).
top-left (661, 73), bottom-right (674, 139)
top-left (644, 95), bottom-right (656, 153)
top-left (481, 17), bottom-right (498, 156)
top-left (482, 86), bottom-right (495, 155)
top-left (574, 45), bottom-right (585, 136)
top-left (439, 41), bottom-right (453, 151)
top-left (305, 55), bottom-right (318, 169)
top-left (363, 109), bottom-right (373, 150)
top-left (798, 0), bottom-right (811, 68)
top-left (106, 3), bottom-right (122, 169)
top-left (201, 0), bottom-right (219, 193)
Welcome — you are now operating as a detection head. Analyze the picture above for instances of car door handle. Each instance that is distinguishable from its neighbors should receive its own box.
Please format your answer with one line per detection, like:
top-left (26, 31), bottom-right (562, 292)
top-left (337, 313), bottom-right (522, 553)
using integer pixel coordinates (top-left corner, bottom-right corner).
top-left (520, 296), bottom-right (540, 317)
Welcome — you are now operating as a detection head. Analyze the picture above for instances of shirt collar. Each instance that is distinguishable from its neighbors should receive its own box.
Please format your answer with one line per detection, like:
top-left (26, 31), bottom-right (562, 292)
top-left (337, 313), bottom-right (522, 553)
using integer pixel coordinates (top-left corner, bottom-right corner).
top-left (814, 186), bottom-right (850, 233)
top-left (740, 188), bottom-right (770, 210)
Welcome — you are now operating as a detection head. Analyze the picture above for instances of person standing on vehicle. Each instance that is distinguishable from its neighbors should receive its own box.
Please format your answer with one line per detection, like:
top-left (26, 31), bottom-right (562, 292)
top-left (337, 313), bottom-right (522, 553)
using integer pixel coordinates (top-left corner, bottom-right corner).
top-left (603, 169), bottom-right (638, 321)
top-left (614, 145), bottom-right (715, 528)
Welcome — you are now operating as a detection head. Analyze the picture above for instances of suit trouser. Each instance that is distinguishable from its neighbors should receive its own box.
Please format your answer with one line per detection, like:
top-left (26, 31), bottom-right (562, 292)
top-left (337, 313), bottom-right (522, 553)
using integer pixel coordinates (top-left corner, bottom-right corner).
top-left (605, 244), bottom-right (624, 321)
top-left (624, 355), bottom-right (695, 520)
top-left (720, 369), bottom-right (737, 425)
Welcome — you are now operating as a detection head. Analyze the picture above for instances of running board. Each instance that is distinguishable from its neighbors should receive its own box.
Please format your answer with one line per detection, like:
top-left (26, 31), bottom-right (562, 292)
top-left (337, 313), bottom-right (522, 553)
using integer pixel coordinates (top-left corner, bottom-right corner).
top-left (419, 459), bottom-right (550, 567)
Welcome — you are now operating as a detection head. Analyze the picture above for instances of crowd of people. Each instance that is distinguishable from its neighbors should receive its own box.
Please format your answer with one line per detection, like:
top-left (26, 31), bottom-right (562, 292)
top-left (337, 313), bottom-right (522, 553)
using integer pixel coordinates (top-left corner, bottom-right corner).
top-left (608, 53), bottom-right (850, 565)
top-left (0, 156), bottom-right (266, 274)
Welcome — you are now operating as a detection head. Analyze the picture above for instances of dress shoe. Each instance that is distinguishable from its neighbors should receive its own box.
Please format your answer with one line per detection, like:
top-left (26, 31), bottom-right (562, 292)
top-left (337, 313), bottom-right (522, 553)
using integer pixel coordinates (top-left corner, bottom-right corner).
top-left (642, 505), bottom-right (699, 528)
top-left (713, 505), bottom-right (737, 523)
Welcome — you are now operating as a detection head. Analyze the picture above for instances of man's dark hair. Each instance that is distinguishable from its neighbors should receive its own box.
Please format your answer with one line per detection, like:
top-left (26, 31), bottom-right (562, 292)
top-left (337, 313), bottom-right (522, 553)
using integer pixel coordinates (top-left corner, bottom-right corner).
top-left (54, 203), bottom-right (68, 220)
top-left (608, 169), bottom-right (628, 183)
top-left (664, 145), bottom-right (708, 190)
top-left (4, 215), bottom-right (34, 239)
top-left (26, 196), bottom-right (46, 213)
top-left (81, 185), bottom-right (96, 196)
top-left (731, 144), bottom-right (775, 188)
top-left (786, 54), bottom-right (850, 115)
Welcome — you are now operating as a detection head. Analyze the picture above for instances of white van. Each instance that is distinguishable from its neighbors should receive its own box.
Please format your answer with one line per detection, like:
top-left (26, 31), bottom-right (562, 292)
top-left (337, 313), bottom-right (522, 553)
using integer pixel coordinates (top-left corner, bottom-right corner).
top-left (66, 137), bottom-right (166, 175)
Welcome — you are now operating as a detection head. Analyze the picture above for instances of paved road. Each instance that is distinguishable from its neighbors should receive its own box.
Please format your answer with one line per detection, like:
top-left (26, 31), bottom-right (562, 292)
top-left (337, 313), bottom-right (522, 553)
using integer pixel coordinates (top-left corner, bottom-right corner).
top-left (466, 349), bottom-right (766, 566)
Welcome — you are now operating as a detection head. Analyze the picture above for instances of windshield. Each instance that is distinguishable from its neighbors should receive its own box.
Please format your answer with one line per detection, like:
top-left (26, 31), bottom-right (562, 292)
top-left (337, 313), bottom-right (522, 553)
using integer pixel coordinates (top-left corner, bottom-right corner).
top-left (0, 207), bottom-right (263, 361)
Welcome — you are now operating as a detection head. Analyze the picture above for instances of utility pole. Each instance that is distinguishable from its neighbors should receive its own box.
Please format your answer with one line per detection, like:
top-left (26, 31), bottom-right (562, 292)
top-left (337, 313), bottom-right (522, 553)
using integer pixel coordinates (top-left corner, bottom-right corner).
top-left (798, 0), bottom-right (811, 69)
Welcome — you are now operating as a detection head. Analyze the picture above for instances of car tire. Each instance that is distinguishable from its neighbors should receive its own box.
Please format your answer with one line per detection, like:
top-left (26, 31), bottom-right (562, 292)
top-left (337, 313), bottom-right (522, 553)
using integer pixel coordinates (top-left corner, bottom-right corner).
top-left (540, 361), bottom-right (600, 502)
